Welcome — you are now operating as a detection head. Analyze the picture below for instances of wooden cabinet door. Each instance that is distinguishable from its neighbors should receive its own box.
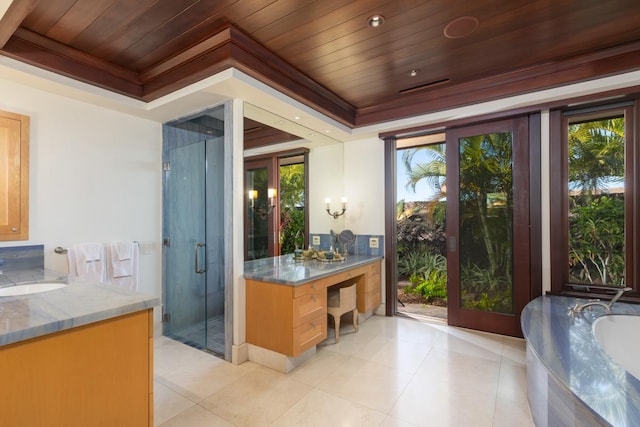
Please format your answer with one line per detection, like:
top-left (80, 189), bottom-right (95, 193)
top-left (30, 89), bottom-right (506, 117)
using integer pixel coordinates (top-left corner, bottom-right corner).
top-left (0, 110), bottom-right (29, 241)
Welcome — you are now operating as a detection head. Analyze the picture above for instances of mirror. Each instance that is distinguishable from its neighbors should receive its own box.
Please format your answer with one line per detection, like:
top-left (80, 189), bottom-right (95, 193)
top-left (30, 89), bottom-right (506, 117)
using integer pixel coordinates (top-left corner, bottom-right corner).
top-left (243, 103), bottom-right (345, 258)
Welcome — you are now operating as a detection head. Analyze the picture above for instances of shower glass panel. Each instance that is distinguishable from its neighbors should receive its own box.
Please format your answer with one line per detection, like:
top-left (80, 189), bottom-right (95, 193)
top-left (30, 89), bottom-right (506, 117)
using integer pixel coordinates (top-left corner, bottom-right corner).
top-left (162, 105), bottom-right (227, 358)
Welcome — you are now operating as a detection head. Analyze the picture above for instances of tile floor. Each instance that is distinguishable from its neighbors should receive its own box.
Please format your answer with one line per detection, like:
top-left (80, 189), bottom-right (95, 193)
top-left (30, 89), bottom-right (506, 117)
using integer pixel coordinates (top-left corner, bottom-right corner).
top-left (154, 314), bottom-right (535, 426)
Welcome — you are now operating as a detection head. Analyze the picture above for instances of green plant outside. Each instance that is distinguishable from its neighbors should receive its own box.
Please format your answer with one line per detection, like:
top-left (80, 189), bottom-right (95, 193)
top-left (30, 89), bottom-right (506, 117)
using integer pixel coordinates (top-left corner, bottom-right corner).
top-left (396, 117), bottom-right (625, 312)
top-left (279, 163), bottom-right (305, 254)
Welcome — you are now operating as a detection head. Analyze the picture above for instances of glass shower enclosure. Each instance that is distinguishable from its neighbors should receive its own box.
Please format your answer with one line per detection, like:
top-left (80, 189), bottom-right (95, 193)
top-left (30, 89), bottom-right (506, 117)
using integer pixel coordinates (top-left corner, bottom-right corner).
top-left (162, 104), bottom-right (231, 359)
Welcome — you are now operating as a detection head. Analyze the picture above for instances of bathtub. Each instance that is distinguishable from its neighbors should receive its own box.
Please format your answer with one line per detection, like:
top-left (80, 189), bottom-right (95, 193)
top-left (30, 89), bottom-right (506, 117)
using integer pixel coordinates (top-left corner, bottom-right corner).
top-left (593, 315), bottom-right (640, 382)
top-left (522, 296), bottom-right (640, 427)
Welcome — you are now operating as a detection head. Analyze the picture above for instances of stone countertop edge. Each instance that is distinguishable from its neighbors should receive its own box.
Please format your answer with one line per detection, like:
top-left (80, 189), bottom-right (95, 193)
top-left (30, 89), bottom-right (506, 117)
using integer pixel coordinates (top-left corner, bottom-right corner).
top-left (521, 295), bottom-right (640, 426)
top-left (243, 254), bottom-right (383, 286)
top-left (0, 282), bottom-right (160, 347)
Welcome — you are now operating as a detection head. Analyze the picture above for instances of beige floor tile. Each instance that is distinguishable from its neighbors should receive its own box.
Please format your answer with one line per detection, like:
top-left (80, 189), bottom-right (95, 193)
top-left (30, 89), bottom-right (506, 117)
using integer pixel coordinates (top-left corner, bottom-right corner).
top-left (433, 328), bottom-right (504, 362)
top-left (364, 337), bottom-right (433, 374)
top-left (380, 415), bottom-right (421, 427)
top-left (154, 315), bottom-right (534, 427)
top-left (501, 336), bottom-right (527, 366)
top-left (157, 349), bottom-right (259, 402)
top-left (271, 389), bottom-right (387, 426)
top-left (158, 404), bottom-right (234, 427)
top-left (200, 366), bottom-right (312, 426)
top-left (389, 372), bottom-right (496, 427)
top-left (154, 380), bottom-right (197, 425)
top-left (315, 357), bottom-right (414, 413)
top-left (288, 347), bottom-right (352, 386)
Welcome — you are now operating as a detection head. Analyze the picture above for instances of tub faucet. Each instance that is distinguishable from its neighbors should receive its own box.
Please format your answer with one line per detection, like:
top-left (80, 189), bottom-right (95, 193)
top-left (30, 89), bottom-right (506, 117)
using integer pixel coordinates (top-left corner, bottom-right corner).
top-left (569, 287), bottom-right (632, 314)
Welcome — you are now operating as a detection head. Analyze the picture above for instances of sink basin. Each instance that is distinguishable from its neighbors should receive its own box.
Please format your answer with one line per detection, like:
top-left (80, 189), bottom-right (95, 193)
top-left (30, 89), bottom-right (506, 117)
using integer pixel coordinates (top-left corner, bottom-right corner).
top-left (0, 282), bottom-right (67, 297)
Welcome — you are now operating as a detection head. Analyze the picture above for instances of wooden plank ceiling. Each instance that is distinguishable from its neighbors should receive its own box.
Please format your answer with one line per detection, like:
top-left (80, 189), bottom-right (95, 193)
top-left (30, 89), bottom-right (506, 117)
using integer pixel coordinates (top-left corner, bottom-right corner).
top-left (1, 0), bottom-right (640, 130)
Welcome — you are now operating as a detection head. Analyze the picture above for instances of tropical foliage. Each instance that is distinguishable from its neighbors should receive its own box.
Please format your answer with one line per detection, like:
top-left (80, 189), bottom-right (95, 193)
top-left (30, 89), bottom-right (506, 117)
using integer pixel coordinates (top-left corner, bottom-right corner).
top-left (568, 117), bottom-right (625, 286)
top-left (457, 132), bottom-right (514, 312)
top-left (279, 163), bottom-right (305, 254)
top-left (397, 143), bottom-right (447, 303)
top-left (396, 116), bottom-right (626, 312)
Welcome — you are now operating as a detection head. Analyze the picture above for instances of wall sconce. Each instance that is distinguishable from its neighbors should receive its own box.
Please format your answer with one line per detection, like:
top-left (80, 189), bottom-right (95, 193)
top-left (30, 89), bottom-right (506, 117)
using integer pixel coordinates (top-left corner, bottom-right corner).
top-left (249, 188), bottom-right (276, 218)
top-left (325, 197), bottom-right (347, 219)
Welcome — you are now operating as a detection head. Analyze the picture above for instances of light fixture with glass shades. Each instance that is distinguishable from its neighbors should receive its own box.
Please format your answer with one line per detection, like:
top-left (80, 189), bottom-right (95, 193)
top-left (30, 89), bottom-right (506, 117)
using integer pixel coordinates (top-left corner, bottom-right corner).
top-left (325, 197), bottom-right (347, 219)
top-left (249, 188), bottom-right (276, 218)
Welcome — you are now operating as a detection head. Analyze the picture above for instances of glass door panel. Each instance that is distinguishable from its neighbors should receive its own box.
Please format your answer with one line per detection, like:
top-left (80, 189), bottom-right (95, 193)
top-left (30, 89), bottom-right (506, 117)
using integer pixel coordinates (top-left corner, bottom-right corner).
top-left (163, 104), bottom-right (228, 358)
top-left (567, 115), bottom-right (626, 287)
top-left (458, 131), bottom-right (514, 314)
top-left (164, 140), bottom-right (207, 349)
top-left (446, 117), bottom-right (530, 336)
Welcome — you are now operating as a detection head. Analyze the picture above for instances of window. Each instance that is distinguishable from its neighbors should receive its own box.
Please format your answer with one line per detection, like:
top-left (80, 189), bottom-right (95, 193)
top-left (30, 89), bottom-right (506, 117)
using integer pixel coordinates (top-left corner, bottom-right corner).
top-left (550, 102), bottom-right (636, 297)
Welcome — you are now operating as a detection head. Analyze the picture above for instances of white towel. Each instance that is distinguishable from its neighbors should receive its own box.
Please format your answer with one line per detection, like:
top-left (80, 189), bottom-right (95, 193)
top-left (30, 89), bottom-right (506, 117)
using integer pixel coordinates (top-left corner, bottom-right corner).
top-left (67, 243), bottom-right (106, 284)
top-left (107, 241), bottom-right (139, 291)
top-left (114, 241), bottom-right (133, 260)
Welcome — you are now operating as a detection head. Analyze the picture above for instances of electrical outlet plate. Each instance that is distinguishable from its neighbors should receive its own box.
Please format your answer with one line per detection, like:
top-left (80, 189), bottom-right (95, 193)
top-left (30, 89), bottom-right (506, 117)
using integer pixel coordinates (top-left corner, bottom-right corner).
top-left (312, 235), bottom-right (320, 245)
top-left (369, 237), bottom-right (379, 249)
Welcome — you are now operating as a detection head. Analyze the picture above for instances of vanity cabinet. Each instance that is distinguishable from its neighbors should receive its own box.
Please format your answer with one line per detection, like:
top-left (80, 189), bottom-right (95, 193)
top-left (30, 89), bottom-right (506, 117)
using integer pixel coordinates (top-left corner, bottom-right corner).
top-left (0, 309), bottom-right (154, 427)
top-left (0, 109), bottom-right (29, 241)
top-left (246, 279), bottom-right (327, 357)
top-left (246, 258), bottom-right (382, 358)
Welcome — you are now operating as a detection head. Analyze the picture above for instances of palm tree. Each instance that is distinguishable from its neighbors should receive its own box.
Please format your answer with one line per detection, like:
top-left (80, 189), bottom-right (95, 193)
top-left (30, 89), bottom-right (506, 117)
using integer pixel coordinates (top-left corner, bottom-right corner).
top-left (400, 143), bottom-right (446, 222)
top-left (569, 118), bottom-right (624, 194)
top-left (458, 132), bottom-right (513, 280)
top-left (568, 117), bottom-right (626, 285)
top-left (402, 143), bottom-right (446, 199)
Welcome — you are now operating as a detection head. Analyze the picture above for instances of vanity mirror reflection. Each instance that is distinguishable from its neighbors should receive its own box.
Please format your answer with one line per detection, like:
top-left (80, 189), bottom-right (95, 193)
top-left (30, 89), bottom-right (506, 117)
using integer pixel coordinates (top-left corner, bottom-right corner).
top-left (243, 103), bottom-right (344, 260)
top-left (0, 109), bottom-right (29, 241)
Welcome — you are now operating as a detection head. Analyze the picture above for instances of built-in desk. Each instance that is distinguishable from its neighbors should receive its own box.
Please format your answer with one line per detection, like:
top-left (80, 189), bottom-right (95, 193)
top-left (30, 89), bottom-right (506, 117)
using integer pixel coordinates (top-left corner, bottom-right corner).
top-left (244, 255), bottom-right (382, 372)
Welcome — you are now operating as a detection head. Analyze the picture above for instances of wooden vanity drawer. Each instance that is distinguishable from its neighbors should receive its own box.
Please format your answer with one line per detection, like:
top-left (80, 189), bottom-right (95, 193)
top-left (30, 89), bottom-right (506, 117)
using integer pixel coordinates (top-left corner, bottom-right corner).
top-left (292, 313), bottom-right (327, 356)
top-left (293, 281), bottom-right (322, 298)
top-left (293, 289), bottom-right (326, 325)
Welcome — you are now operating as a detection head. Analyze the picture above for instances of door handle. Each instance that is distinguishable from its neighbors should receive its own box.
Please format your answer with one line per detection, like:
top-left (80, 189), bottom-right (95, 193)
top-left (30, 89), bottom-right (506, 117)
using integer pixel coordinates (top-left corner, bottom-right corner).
top-left (448, 236), bottom-right (456, 253)
top-left (194, 242), bottom-right (206, 274)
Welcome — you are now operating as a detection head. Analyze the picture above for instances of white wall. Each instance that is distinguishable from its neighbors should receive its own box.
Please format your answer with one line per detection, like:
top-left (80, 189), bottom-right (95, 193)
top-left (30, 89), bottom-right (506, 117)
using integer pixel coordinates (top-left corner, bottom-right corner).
top-left (343, 137), bottom-right (385, 235)
top-left (308, 143), bottom-right (345, 234)
top-left (0, 77), bottom-right (163, 328)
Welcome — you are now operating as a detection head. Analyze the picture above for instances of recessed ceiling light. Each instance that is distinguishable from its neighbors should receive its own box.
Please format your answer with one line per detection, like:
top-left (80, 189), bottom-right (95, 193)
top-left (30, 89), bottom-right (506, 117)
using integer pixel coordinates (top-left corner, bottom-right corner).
top-left (367, 15), bottom-right (385, 28)
top-left (294, 116), bottom-right (301, 120)
top-left (409, 69), bottom-right (419, 77)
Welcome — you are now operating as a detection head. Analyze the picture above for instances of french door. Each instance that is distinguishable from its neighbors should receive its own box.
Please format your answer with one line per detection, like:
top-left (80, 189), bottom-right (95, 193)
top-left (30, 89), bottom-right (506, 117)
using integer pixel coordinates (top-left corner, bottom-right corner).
top-left (245, 158), bottom-right (279, 260)
top-left (445, 117), bottom-right (531, 336)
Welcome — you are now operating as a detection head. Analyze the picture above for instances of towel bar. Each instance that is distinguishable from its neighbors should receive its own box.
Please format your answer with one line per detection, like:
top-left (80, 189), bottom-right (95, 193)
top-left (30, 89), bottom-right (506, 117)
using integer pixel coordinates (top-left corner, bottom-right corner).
top-left (54, 242), bottom-right (138, 255)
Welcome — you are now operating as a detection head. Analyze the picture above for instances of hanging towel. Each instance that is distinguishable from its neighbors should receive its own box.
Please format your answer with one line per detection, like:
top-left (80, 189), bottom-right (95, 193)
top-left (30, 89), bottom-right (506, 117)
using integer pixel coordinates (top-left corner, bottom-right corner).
top-left (107, 241), bottom-right (139, 291)
top-left (67, 243), bottom-right (106, 284)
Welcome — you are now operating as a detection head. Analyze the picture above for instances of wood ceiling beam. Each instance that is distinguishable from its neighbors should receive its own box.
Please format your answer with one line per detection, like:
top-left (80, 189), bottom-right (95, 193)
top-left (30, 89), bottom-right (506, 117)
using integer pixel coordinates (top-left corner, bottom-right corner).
top-left (0, 0), bottom-right (39, 49)
top-left (2, 28), bottom-right (142, 97)
top-left (139, 24), bottom-right (356, 127)
top-left (356, 40), bottom-right (640, 127)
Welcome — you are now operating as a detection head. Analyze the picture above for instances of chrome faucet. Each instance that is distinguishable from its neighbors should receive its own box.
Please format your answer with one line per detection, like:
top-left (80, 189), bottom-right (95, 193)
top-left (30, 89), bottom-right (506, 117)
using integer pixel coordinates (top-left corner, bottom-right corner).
top-left (569, 287), bottom-right (632, 314)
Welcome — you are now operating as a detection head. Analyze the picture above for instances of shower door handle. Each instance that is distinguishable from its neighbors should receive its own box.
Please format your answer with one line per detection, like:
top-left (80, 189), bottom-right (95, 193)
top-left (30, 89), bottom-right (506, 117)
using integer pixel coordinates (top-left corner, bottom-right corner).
top-left (194, 242), bottom-right (206, 274)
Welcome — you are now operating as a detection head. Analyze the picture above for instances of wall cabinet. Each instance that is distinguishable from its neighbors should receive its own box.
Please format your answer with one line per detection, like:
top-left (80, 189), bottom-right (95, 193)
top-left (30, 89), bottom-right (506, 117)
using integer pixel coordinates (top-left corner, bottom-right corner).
top-left (0, 109), bottom-right (29, 241)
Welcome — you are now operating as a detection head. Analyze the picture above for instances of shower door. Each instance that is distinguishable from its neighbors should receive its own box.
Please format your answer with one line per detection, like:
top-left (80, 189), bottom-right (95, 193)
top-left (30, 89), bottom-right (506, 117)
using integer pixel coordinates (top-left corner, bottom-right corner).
top-left (162, 108), bottom-right (227, 358)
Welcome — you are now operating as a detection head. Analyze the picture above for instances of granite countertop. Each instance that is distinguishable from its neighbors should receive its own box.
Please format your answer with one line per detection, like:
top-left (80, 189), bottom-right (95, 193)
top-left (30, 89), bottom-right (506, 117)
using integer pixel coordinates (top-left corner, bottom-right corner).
top-left (244, 254), bottom-right (383, 286)
top-left (522, 295), bottom-right (640, 426)
top-left (0, 269), bottom-right (159, 347)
